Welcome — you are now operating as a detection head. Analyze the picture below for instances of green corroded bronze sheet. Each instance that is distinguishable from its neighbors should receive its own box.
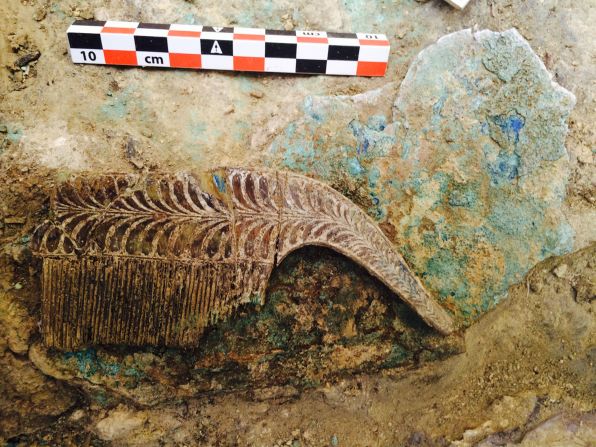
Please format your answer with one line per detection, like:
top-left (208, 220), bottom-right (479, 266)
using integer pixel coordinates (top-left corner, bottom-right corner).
top-left (31, 168), bottom-right (455, 349)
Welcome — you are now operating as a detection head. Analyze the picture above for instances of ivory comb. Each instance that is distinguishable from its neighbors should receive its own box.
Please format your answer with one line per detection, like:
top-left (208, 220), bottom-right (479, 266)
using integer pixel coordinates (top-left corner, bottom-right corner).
top-left (32, 168), bottom-right (455, 349)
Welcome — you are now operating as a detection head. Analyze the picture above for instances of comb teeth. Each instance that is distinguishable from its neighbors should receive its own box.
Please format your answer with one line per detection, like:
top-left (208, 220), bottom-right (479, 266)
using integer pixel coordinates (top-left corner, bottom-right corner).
top-left (33, 168), bottom-right (455, 349)
top-left (41, 257), bottom-right (269, 349)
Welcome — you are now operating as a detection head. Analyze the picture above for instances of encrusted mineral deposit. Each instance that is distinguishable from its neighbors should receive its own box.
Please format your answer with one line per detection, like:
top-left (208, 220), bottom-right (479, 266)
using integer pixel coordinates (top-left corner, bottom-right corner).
top-left (269, 29), bottom-right (576, 322)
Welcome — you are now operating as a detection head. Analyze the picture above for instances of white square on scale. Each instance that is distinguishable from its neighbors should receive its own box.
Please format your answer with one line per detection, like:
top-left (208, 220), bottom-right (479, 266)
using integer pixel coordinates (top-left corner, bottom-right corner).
top-left (169, 24), bottom-right (203, 32)
top-left (265, 35), bottom-right (297, 44)
top-left (326, 60), bottom-right (357, 76)
top-left (358, 45), bottom-right (390, 62)
top-left (264, 58), bottom-right (296, 73)
top-left (168, 36), bottom-right (201, 54)
top-left (200, 31), bottom-right (233, 41)
top-left (443, 0), bottom-right (471, 9)
top-left (134, 27), bottom-right (169, 37)
top-left (68, 24), bottom-right (104, 34)
top-left (233, 27), bottom-right (265, 35)
top-left (104, 21), bottom-right (138, 28)
top-left (101, 33), bottom-right (135, 51)
top-left (296, 42), bottom-right (328, 60)
top-left (201, 55), bottom-right (234, 70)
top-left (233, 40), bottom-right (265, 57)
top-left (327, 37), bottom-right (359, 46)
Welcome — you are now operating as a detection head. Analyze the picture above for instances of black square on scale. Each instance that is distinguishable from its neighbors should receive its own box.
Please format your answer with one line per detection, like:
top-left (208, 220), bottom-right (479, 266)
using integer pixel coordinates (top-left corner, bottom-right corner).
top-left (296, 59), bottom-right (327, 74)
top-left (68, 32), bottom-right (103, 49)
top-left (265, 42), bottom-right (297, 58)
top-left (328, 45), bottom-right (359, 61)
top-left (134, 36), bottom-right (169, 52)
top-left (200, 39), bottom-right (233, 55)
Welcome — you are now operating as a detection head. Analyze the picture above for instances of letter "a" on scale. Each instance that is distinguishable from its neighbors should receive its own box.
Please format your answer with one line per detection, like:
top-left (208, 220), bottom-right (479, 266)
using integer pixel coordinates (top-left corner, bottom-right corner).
top-left (211, 41), bottom-right (222, 54)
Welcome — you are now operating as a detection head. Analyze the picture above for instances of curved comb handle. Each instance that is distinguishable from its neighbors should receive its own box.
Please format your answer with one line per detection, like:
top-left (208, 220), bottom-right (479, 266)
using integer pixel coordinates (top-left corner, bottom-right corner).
top-left (32, 168), bottom-right (455, 349)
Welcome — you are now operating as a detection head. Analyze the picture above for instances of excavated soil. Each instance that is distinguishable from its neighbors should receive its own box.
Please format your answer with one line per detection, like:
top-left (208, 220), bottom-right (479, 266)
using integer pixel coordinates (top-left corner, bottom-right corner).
top-left (0, 0), bottom-right (594, 445)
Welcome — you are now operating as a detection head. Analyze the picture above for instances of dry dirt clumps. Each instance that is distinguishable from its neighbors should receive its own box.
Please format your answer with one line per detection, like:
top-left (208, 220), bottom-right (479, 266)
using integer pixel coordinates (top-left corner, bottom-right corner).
top-left (1, 0), bottom-right (595, 445)
top-left (2, 244), bottom-right (593, 446)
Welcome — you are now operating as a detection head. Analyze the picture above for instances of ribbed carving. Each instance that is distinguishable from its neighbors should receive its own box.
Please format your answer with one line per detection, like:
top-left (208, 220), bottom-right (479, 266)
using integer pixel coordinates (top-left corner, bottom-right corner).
top-left (278, 173), bottom-right (455, 335)
top-left (32, 168), bottom-right (455, 349)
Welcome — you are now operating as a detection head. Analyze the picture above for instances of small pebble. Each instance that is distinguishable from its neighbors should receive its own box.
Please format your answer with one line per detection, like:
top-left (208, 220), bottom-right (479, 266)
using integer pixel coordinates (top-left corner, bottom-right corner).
top-left (576, 148), bottom-right (593, 164)
top-left (15, 51), bottom-right (41, 68)
top-left (553, 263), bottom-right (568, 278)
top-left (529, 277), bottom-right (543, 293)
top-left (129, 157), bottom-right (144, 170)
top-left (33, 7), bottom-right (47, 21)
top-left (250, 90), bottom-right (264, 99)
top-left (69, 409), bottom-right (85, 421)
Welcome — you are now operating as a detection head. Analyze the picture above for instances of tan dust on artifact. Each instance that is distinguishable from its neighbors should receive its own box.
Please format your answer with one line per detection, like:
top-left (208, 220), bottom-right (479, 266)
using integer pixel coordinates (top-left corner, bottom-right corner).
top-left (31, 167), bottom-right (455, 349)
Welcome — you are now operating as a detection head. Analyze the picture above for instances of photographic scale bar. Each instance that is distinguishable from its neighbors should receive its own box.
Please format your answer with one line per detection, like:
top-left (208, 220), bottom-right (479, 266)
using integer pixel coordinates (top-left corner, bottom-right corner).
top-left (67, 20), bottom-right (390, 77)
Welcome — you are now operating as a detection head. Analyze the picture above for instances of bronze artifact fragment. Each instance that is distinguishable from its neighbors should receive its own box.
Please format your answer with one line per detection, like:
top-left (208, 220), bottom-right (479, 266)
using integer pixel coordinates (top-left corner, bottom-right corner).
top-left (32, 168), bottom-right (455, 349)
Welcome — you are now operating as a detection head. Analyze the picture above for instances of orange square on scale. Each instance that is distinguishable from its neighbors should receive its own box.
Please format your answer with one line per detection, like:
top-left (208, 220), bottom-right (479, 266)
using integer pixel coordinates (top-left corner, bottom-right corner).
top-left (356, 61), bottom-right (387, 77)
top-left (104, 50), bottom-right (138, 65)
top-left (233, 56), bottom-right (264, 72)
top-left (233, 34), bottom-right (265, 41)
top-left (102, 27), bottom-right (136, 34)
top-left (170, 53), bottom-right (202, 68)
top-left (359, 39), bottom-right (390, 46)
top-left (168, 30), bottom-right (201, 37)
top-left (297, 37), bottom-right (328, 43)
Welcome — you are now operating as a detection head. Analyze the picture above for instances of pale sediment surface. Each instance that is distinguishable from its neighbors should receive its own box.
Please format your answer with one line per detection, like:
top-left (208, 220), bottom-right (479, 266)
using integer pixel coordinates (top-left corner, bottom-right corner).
top-left (0, 0), bottom-right (594, 445)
